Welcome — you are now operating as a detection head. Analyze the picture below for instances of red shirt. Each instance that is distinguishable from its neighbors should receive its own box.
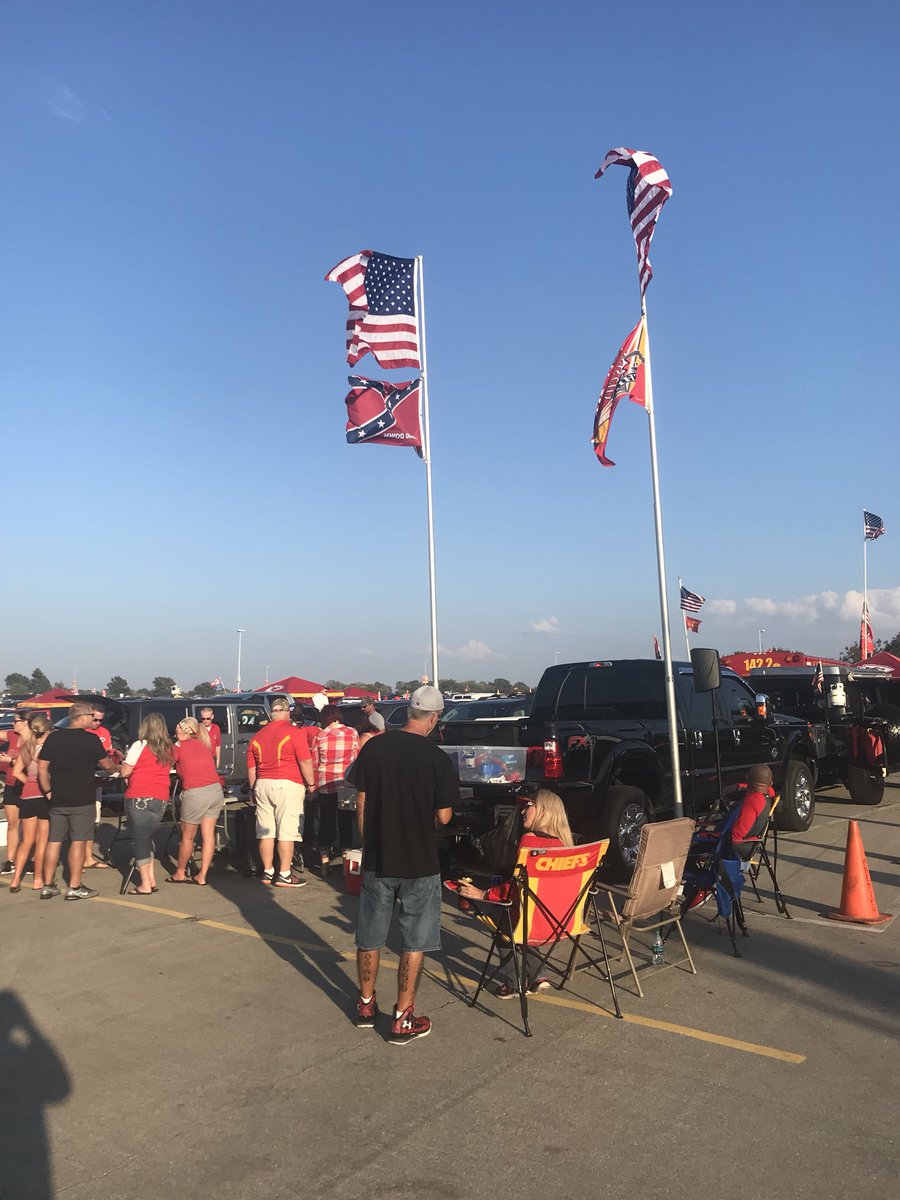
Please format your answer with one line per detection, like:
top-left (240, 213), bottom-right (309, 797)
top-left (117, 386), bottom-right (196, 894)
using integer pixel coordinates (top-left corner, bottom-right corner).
top-left (174, 739), bottom-right (220, 790)
top-left (731, 787), bottom-right (773, 844)
top-left (485, 833), bottom-right (562, 902)
top-left (90, 725), bottom-right (113, 754)
top-left (124, 742), bottom-right (173, 801)
top-left (4, 730), bottom-right (20, 786)
top-left (206, 723), bottom-right (222, 754)
top-left (247, 720), bottom-right (312, 783)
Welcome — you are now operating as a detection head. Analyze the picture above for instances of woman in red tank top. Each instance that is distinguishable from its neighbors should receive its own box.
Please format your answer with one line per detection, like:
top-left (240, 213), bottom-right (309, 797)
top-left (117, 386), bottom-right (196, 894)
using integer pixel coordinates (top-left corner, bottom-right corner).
top-left (9, 713), bottom-right (52, 892)
top-left (119, 714), bottom-right (174, 895)
top-left (168, 716), bottom-right (224, 886)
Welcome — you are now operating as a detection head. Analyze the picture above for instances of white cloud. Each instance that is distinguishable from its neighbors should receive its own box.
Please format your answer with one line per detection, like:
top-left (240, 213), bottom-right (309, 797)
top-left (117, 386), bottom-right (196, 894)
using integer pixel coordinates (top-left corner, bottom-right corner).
top-left (440, 639), bottom-right (500, 661)
top-left (48, 84), bottom-right (85, 123)
top-left (745, 594), bottom-right (820, 621)
top-left (528, 616), bottom-right (561, 634)
top-left (354, 647), bottom-right (375, 658)
top-left (706, 599), bottom-right (737, 615)
top-left (702, 586), bottom-right (900, 628)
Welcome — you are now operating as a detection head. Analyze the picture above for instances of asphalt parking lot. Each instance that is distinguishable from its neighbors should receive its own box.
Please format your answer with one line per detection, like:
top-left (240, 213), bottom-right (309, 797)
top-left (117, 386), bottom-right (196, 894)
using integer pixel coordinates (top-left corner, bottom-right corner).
top-left (2, 783), bottom-right (899, 1200)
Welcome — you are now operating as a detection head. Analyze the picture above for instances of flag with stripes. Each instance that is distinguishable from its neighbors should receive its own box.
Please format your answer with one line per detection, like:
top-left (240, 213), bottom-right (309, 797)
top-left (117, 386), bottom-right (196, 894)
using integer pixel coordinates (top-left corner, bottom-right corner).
top-left (344, 376), bottom-right (422, 452)
top-left (680, 585), bottom-right (705, 614)
top-left (596, 148), bottom-right (672, 298)
top-left (325, 250), bottom-right (420, 369)
top-left (812, 661), bottom-right (824, 693)
top-left (864, 510), bottom-right (885, 540)
top-left (860, 601), bottom-right (875, 660)
top-left (591, 318), bottom-right (647, 466)
top-left (653, 635), bottom-right (662, 660)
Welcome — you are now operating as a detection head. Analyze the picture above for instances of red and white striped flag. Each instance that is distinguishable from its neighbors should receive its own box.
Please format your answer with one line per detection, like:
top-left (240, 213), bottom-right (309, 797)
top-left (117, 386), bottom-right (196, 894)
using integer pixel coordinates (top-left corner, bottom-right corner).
top-left (325, 250), bottom-right (420, 369)
top-left (860, 601), bottom-right (875, 660)
top-left (812, 661), bottom-right (824, 692)
top-left (596, 148), bottom-right (672, 298)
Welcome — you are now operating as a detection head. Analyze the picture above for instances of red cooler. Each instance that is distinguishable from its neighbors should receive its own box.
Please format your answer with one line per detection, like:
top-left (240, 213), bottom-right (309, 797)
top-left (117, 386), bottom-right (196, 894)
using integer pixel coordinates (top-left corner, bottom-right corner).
top-left (343, 850), bottom-right (363, 896)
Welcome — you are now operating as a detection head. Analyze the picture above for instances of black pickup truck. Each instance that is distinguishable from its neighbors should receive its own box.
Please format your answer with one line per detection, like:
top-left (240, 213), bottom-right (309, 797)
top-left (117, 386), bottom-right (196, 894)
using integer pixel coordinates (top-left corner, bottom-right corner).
top-left (441, 658), bottom-right (816, 877)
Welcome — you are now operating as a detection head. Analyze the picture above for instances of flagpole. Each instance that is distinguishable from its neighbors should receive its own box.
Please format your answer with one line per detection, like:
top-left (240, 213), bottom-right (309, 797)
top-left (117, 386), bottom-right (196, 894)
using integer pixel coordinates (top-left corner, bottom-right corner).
top-left (678, 576), bottom-right (691, 661)
top-left (643, 302), bottom-right (684, 817)
top-left (416, 255), bottom-right (440, 690)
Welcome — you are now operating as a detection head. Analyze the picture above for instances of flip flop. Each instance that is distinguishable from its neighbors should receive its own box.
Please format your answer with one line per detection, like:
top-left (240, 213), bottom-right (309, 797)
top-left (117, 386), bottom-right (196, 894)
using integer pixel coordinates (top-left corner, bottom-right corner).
top-left (127, 888), bottom-right (154, 896)
top-left (193, 879), bottom-right (207, 886)
top-left (164, 877), bottom-right (191, 884)
top-left (84, 862), bottom-right (110, 870)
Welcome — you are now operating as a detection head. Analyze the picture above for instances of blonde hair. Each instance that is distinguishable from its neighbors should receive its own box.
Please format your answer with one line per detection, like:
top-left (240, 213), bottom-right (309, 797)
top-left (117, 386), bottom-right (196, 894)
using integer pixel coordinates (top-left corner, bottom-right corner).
top-left (176, 715), bottom-right (211, 751)
top-left (138, 713), bottom-right (175, 766)
top-left (529, 789), bottom-right (574, 847)
top-left (20, 713), bottom-right (52, 761)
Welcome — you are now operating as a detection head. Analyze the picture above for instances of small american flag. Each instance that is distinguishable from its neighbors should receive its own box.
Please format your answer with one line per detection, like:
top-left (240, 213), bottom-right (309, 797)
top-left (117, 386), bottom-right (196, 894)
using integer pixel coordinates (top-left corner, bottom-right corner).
top-left (596, 148), bottom-right (672, 298)
top-left (325, 250), bottom-right (420, 369)
top-left (812, 661), bottom-right (824, 693)
top-left (864, 510), bottom-right (885, 540)
top-left (680, 585), bottom-right (705, 614)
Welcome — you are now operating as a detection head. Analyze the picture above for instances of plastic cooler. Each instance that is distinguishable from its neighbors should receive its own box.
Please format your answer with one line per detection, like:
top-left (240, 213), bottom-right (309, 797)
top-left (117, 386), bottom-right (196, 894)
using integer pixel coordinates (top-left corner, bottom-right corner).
top-left (343, 849), bottom-right (363, 895)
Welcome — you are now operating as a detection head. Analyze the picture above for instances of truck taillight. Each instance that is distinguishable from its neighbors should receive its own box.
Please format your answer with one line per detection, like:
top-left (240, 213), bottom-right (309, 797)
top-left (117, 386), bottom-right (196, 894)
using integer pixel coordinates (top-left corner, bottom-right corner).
top-left (543, 738), bottom-right (563, 780)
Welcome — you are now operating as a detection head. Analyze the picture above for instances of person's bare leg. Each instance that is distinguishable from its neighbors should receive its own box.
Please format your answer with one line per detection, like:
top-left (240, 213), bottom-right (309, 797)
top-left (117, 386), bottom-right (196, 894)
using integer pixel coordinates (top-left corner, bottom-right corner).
top-left (196, 818), bottom-right (216, 883)
top-left (132, 862), bottom-right (155, 893)
top-left (258, 837), bottom-right (275, 873)
top-left (84, 799), bottom-right (107, 867)
top-left (4, 805), bottom-right (20, 866)
top-left (276, 839), bottom-right (294, 877)
top-left (171, 823), bottom-right (198, 881)
top-left (32, 820), bottom-right (50, 889)
top-left (42, 840), bottom-right (62, 888)
top-left (357, 949), bottom-right (380, 998)
top-left (67, 839), bottom-right (87, 889)
top-left (397, 951), bottom-right (425, 1013)
top-left (10, 818), bottom-right (36, 889)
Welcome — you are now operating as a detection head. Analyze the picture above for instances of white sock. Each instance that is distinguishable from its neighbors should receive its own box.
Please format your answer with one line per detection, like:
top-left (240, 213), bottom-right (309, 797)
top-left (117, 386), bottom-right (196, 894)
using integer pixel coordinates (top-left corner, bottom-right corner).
top-left (359, 995), bottom-right (374, 1004)
top-left (395, 1008), bottom-right (407, 1019)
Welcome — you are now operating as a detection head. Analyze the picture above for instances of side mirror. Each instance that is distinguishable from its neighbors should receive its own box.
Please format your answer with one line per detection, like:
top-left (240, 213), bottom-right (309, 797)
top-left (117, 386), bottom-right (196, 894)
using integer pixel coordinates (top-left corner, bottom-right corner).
top-left (690, 648), bottom-right (721, 692)
top-left (755, 693), bottom-right (769, 720)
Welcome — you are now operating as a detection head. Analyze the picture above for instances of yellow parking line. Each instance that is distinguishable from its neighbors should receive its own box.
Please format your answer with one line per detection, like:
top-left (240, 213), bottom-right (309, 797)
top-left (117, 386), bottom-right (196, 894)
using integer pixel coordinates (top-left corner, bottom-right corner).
top-left (95, 897), bottom-right (805, 1064)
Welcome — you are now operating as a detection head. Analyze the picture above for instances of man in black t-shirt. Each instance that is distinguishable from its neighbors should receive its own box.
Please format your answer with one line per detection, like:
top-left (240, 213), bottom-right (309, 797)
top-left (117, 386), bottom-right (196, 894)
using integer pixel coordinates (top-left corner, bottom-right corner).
top-left (37, 701), bottom-right (118, 901)
top-left (349, 685), bottom-right (457, 1044)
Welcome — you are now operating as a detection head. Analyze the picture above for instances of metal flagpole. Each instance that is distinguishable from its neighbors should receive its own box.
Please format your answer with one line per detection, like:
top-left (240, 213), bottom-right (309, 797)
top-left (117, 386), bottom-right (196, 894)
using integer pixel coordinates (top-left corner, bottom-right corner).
top-left (862, 519), bottom-right (868, 659)
top-left (643, 303), bottom-right (684, 816)
top-left (678, 576), bottom-right (691, 661)
top-left (416, 255), bottom-right (440, 690)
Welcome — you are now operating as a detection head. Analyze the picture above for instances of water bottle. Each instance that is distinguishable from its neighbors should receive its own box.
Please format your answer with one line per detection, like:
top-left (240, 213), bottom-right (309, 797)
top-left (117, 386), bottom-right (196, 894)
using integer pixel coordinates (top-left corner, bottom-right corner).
top-left (651, 931), bottom-right (664, 965)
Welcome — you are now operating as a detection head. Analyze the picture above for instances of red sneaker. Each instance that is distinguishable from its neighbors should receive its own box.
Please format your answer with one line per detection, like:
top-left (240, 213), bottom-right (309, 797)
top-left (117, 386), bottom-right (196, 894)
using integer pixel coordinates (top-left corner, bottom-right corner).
top-left (389, 1006), bottom-right (432, 1045)
top-left (355, 992), bottom-right (379, 1029)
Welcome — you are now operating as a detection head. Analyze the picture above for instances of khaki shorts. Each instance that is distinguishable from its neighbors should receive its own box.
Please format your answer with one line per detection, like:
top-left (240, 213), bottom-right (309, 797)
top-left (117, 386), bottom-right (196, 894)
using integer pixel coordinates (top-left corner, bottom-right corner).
top-left (254, 779), bottom-right (305, 841)
top-left (181, 783), bottom-right (225, 825)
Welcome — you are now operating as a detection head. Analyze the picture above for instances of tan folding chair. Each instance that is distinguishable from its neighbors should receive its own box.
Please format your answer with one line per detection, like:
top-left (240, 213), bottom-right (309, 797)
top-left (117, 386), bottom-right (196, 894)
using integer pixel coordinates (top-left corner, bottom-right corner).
top-left (591, 817), bottom-right (697, 998)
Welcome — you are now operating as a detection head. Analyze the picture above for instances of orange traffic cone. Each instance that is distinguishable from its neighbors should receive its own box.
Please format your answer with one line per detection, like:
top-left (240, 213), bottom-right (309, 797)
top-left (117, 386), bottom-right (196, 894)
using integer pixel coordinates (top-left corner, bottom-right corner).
top-left (827, 820), bottom-right (890, 925)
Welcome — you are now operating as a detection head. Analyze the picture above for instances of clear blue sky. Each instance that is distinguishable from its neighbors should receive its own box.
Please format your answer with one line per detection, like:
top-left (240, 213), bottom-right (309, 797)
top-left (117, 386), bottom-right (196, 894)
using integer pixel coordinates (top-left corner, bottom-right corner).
top-left (2, 0), bottom-right (897, 691)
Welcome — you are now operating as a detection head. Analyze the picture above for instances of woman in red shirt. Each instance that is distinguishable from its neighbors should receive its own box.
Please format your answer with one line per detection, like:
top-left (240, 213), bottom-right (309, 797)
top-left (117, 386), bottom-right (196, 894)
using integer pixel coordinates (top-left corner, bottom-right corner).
top-left (119, 714), bottom-right (174, 895)
top-left (9, 713), bottom-right (52, 892)
top-left (0, 714), bottom-right (28, 875)
top-left (458, 789), bottom-right (574, 998)
top-left (168, 716), bottom-right (224, 886)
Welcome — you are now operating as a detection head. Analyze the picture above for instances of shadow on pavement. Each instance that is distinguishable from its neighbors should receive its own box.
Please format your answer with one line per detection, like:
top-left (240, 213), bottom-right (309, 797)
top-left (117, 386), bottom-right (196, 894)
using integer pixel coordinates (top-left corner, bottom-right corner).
top-left (0, 990), bottom-right (71, 1200)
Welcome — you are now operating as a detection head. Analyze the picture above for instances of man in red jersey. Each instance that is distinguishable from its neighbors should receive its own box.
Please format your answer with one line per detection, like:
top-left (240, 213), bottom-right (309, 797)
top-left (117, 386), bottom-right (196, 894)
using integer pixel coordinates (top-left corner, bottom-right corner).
top-left (247, 698), bottom-right (315, 888)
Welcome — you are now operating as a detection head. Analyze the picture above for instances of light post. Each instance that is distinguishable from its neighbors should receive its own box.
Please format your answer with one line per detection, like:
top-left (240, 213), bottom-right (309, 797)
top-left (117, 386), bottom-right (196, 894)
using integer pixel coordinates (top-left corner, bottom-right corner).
top-left (236, 629), bottom-right (245, 692)
top-left (758, 629), bottom-right (766, 654)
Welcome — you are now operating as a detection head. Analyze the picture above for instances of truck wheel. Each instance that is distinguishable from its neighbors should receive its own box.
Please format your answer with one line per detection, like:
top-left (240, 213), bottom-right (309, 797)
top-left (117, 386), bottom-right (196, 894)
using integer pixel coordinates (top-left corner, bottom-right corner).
top-left (847, 764), bottom-right (885, 806)
top-left (778, 759), bottom-right (815, 831)
top-left (604, 784), bottom-right (652, 879)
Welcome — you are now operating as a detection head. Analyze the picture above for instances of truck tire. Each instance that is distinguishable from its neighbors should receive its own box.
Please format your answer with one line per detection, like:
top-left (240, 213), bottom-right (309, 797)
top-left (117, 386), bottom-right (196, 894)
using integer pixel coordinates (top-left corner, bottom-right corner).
top-left (778, 759), bottom-right (815, 831)
top-left (847, 764), bottom-right (885, 806)
top-left (604, 784), bottom-right (652, 879)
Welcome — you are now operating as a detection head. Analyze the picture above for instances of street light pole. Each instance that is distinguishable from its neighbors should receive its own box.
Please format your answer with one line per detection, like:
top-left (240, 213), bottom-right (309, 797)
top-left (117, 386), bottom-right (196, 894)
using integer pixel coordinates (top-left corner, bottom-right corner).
top-left (236, 629), bottom-right (245, 692)
top-left (758, 629), bottom-right (766, 654)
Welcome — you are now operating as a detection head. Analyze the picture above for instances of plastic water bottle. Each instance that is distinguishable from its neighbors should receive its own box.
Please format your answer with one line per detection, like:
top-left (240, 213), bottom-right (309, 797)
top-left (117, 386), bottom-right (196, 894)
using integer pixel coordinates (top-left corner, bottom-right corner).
top-left (651, 931), bottom-right (664, 965)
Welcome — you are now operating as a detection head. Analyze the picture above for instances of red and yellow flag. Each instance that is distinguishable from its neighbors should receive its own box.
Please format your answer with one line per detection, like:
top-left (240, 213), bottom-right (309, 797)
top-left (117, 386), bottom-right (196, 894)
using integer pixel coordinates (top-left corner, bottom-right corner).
top-left (591, 317), bottom-right (647, 467)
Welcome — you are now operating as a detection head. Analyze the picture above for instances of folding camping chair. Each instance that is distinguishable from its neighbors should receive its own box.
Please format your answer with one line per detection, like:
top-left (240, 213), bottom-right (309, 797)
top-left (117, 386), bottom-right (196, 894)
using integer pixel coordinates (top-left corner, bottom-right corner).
top-left (591, 818), bottom-right (697, 998)
top-left (681, 803), bottom-right (750, 956)
top-left (467, 838), bottom-right (622, 1036)
top-left (742, 795), bottom-right (791, 917)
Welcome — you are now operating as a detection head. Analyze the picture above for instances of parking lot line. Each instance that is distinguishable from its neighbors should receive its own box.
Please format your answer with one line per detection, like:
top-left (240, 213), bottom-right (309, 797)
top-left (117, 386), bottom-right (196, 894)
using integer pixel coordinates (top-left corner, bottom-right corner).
top-left (95, 895), bottom-right (806, 1064)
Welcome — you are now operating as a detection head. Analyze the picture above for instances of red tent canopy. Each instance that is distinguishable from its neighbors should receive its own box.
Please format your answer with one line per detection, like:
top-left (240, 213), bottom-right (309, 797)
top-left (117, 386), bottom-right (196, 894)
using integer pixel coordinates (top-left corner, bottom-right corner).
top-left (856, 651), bottom-right (900, 678)
top-left (342, 686), bottom-right (380, 700)
top-left (18, 687), bottom-right (75, 707)
top-left (254, 676), bottom-right (326, 697)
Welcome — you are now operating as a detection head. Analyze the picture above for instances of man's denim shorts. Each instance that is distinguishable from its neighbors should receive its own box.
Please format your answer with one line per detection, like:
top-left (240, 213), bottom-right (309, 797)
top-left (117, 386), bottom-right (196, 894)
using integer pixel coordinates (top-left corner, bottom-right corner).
top-left (356, 871), bottom-right (442, 953)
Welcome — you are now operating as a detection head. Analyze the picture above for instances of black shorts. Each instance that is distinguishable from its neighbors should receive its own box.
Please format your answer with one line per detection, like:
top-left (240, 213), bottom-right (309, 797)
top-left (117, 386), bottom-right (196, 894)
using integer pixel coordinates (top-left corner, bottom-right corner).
top-left (2, 781), bottom-right (23, 808)
top-left (18, 795), bottom-right (50, 821)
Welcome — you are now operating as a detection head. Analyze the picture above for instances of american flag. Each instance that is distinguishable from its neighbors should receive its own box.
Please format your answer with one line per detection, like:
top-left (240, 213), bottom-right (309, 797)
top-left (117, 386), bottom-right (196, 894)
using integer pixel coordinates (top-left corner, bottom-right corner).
top-left (864, 510), bottom-right (885, 540)
top-left (680, 585), bottom-right (705, 614)
top-left (344, 376), bottom-right (422, 452)
top-left (596, 148), bottom-right (672, 298)
top-left (812, 661), bottom-right (824, 693)
top-left (325, 250), bottom-right (420, 369)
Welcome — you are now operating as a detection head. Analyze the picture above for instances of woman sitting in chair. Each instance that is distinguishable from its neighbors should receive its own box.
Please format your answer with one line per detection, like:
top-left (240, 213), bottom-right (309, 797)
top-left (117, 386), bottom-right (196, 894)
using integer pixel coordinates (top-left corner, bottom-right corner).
top-left (458, 789), bottom-right (574, 998)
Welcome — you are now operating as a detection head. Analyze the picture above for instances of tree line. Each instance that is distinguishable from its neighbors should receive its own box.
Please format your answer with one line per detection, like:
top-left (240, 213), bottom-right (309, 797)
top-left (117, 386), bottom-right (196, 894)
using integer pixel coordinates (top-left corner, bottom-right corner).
top-left (3, 670), bottom-right (216, 699)
top-left (327, 677), bottom-right (534, 695)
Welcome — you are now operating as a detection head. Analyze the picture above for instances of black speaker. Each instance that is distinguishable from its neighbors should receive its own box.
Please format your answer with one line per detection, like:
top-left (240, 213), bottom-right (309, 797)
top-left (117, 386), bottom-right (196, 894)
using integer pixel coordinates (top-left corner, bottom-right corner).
top-left (691, 648), bottom-right (721, 692)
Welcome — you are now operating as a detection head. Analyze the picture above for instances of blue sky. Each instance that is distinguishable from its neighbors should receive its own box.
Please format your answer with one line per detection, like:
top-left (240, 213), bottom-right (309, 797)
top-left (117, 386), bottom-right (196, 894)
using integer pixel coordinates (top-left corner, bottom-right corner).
top-left (2, 1), bottom-right (898, 692)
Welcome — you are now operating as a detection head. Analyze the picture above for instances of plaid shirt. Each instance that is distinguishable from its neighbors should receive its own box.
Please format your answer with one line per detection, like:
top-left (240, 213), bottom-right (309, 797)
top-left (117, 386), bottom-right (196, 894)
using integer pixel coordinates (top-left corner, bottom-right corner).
top-left (314, 722), bottom-right (360, 789)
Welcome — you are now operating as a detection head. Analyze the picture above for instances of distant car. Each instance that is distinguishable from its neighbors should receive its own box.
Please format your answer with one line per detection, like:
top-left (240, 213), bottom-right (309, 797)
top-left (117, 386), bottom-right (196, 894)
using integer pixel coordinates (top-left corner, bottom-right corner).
top-left (441, 697), bottom-right (533, 723)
